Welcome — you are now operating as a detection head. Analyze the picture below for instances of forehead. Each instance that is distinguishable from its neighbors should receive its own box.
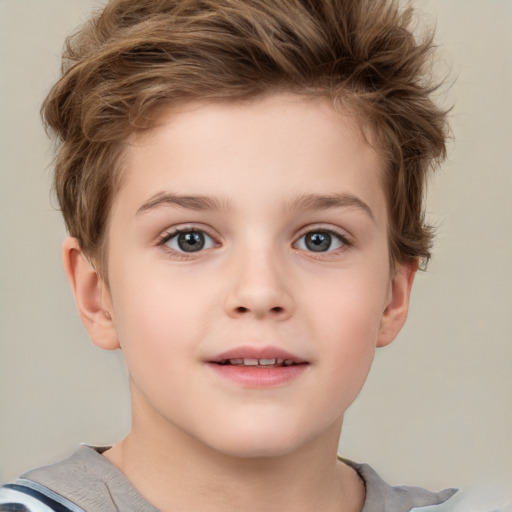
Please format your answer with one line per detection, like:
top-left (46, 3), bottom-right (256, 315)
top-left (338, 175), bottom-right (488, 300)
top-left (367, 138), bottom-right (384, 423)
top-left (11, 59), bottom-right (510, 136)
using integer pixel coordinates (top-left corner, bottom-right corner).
top-left (116, 93), bottom-right (387, 220)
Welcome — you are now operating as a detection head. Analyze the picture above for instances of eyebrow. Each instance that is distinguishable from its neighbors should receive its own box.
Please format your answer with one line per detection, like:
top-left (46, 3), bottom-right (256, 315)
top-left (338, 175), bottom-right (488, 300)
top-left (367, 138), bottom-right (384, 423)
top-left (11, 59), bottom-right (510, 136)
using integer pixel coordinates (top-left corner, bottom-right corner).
top-left (285, 193), bottom-right (375, 222)
top-left (136, 191), bottom-right (375, 222)
top-left (136, 192), bottom-right (233, 216)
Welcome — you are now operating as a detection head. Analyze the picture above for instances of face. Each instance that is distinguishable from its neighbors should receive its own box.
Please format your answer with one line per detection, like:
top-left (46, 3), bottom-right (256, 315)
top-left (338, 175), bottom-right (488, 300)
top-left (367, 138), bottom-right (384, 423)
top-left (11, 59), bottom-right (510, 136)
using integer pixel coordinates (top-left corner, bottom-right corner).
top-left (91, 93), bottom-right (413, 458)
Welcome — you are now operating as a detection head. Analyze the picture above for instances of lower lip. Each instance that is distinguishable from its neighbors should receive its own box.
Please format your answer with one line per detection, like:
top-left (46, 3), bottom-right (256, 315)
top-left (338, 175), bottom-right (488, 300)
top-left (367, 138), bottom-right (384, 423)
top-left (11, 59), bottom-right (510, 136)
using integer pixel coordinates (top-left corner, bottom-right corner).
top-left (207, 363), bottom-right (308, 387)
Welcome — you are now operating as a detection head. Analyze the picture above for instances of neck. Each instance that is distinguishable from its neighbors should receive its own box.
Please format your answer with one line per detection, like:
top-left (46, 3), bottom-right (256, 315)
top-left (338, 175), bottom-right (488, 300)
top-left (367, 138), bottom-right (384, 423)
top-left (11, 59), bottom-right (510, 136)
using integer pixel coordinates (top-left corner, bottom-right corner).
top-left (104, 395), bottom-right (365, 512)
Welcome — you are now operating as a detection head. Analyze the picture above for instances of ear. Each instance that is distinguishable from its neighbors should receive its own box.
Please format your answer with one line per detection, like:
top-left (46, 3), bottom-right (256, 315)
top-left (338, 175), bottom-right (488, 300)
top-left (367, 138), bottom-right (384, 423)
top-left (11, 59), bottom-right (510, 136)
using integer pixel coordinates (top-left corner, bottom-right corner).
top-left (377, 261), bottom-right (418, 348)
top-left (62, 237), bottom-right (120, 351)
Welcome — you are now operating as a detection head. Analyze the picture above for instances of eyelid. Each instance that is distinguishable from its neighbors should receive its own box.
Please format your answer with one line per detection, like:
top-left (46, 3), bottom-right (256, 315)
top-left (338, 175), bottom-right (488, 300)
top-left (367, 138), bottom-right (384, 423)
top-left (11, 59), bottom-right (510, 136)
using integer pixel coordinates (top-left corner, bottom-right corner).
top-left (294, 224), bottom-right (351, 242)
top-left (157, 223), bottom-right (217, 242)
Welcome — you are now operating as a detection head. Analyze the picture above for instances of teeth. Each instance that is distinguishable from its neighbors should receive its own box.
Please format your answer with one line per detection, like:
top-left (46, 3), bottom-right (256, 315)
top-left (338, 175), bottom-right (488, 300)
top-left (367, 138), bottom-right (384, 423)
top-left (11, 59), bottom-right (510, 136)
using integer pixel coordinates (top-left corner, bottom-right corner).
top-left (225, 358), bottom-right (294, 367)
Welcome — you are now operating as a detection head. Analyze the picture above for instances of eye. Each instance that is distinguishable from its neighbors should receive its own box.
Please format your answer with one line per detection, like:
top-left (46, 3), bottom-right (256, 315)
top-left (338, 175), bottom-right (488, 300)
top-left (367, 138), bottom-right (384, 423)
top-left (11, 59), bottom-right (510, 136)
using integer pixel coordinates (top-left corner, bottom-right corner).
top-left (295, 229), bottom-right (346, 253)
top-left (162, 229), bottom-right (216, 253)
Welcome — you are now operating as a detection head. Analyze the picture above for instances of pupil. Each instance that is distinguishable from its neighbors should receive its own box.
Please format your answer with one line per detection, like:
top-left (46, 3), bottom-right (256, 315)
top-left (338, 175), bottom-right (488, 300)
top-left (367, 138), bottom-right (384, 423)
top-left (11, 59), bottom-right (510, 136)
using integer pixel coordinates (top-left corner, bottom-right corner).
top-left (305, 232), bottom-right (331, 252)
top-left (178, 232), bottom-right (205, 252)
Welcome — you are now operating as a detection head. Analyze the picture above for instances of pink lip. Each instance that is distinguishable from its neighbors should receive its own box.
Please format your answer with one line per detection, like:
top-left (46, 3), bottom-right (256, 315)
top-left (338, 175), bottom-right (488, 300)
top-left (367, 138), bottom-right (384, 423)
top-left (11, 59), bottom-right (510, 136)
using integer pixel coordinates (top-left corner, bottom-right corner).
top-left (206, 345), bottom-right (309, 388)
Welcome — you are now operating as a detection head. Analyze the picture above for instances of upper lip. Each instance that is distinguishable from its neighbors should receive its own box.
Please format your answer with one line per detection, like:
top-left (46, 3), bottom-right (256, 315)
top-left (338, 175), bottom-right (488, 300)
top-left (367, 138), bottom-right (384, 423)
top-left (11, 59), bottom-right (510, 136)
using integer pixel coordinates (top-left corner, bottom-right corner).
top-left (208, 345), bottom-right (308, 364)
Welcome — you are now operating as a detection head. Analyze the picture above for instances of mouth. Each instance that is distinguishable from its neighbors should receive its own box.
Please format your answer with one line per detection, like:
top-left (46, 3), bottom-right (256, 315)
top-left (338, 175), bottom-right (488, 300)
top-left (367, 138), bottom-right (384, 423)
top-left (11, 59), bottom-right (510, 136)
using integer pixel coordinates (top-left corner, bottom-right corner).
top-left (206, 346), bottom-right (309, 387)
top-left (208, 346), bottom-right (308, 367)
top-left (215, 358), bottom-right (302, 368)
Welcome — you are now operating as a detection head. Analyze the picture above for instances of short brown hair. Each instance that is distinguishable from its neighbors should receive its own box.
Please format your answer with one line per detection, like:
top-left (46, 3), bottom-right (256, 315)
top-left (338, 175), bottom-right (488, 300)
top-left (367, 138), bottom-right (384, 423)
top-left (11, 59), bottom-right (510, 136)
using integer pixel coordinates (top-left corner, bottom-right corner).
top-left (42, 0), bottom-right (448, 274)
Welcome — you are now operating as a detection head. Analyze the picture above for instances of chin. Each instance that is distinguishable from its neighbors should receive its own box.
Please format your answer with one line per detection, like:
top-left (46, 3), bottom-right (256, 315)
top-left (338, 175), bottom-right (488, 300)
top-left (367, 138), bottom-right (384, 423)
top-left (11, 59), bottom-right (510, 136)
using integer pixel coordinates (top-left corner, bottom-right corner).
top-left (202, 421), bottom-right (316, 460)
top-left (213, 440), bottom-right (300, 460)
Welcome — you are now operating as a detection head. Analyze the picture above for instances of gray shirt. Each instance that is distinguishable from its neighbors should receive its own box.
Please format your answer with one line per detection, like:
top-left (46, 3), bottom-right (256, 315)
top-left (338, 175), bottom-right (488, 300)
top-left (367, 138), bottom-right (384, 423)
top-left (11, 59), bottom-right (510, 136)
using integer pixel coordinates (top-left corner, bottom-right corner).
top-left (1, 445), bottom-right (457, 512)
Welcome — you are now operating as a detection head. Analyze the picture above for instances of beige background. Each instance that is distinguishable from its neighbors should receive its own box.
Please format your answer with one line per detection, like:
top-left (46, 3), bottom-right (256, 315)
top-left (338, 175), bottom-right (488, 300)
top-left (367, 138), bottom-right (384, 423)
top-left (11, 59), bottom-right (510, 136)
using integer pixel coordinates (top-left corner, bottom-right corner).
top-left (0, 0), bottom-right (511, 490)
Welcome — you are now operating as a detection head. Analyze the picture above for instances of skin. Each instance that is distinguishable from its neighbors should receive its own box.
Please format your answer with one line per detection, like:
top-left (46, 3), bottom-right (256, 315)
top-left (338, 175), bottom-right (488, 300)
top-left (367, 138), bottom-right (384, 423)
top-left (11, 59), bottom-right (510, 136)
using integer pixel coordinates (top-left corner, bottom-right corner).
top-left (63, 93), bottom-right (416, 512)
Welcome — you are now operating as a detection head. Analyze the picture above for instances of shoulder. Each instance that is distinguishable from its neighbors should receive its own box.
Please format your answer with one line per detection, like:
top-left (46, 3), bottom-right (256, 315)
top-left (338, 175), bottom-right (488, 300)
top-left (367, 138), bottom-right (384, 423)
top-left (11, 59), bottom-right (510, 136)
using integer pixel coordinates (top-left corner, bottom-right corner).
top-left (408, 482), bottom-right (512, 512)
top-left (344, 459), bottom-right (512, 512)
top-left (0, 483), bottom-right (82, 512)
top-left (347, 460), bottom-right (457, 512)
top-left (1, 445), bottom-right (157, 512)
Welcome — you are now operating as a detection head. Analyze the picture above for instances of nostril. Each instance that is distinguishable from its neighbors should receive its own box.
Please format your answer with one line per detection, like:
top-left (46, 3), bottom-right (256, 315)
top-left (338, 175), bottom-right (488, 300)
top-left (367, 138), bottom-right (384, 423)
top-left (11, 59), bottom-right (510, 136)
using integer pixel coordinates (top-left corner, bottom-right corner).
top-left (234, 306), bottom-right (284, 315)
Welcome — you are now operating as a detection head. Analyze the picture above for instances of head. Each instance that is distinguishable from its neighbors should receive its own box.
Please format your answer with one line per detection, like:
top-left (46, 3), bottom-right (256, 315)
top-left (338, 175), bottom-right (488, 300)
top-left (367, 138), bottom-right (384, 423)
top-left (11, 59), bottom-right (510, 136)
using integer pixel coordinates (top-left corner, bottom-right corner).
top-left (43, 0), bottom-right (448, 280)
top-left (44, 0), bottom-right (448, 458)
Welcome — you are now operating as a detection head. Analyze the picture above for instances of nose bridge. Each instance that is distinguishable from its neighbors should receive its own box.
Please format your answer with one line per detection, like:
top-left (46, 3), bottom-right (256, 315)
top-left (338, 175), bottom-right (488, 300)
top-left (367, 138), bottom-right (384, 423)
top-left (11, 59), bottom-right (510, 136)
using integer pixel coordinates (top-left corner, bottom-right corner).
top-left (224, 233), bottom-right (293, 319)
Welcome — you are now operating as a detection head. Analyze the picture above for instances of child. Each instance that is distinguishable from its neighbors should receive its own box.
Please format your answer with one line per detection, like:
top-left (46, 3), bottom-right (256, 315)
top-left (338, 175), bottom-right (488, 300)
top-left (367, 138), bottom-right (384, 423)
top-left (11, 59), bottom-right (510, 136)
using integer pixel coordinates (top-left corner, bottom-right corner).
top-left (0, 0), bottom-right (503, 510)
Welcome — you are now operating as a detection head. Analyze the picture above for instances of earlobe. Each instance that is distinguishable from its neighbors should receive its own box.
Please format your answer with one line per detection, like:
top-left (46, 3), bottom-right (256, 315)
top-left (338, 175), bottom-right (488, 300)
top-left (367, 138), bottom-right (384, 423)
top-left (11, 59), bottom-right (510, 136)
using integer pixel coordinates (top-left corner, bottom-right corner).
top-left (62, 237), bottom-right (120, 351)
top-left (377, 261), bottom-right (418, 348)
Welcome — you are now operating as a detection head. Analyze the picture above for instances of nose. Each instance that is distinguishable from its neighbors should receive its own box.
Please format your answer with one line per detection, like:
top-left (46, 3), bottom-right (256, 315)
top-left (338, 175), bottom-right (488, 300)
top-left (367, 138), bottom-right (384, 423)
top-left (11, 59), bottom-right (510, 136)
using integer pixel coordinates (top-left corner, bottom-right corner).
top-left (223, 247), bottom-right (294, 321)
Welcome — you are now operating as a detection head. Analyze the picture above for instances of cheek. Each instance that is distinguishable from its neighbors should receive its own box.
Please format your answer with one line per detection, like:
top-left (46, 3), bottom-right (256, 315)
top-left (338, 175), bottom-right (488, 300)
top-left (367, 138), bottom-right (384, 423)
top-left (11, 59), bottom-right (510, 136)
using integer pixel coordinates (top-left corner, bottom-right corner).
top-left (108, 270), bottom-right (169, 356)
top-left (108, 263), bottom-right (218, 380)
top-left (306, 265), bottom-right (389, 339)
top-left (303, 266), bottom-right (389, 399)
top-left (111, 287), bottom-right (197, 407)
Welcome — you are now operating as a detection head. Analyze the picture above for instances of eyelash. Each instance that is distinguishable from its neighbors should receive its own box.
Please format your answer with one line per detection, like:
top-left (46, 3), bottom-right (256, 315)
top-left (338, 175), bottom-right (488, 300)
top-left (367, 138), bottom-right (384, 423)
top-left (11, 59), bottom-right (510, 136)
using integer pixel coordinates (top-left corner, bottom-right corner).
top-left (293, 227), bottom-right (351, 254)
top-left (157, 227), bottom-right (217, 257)
top-left (156, 226), bottom-right (351, 258)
